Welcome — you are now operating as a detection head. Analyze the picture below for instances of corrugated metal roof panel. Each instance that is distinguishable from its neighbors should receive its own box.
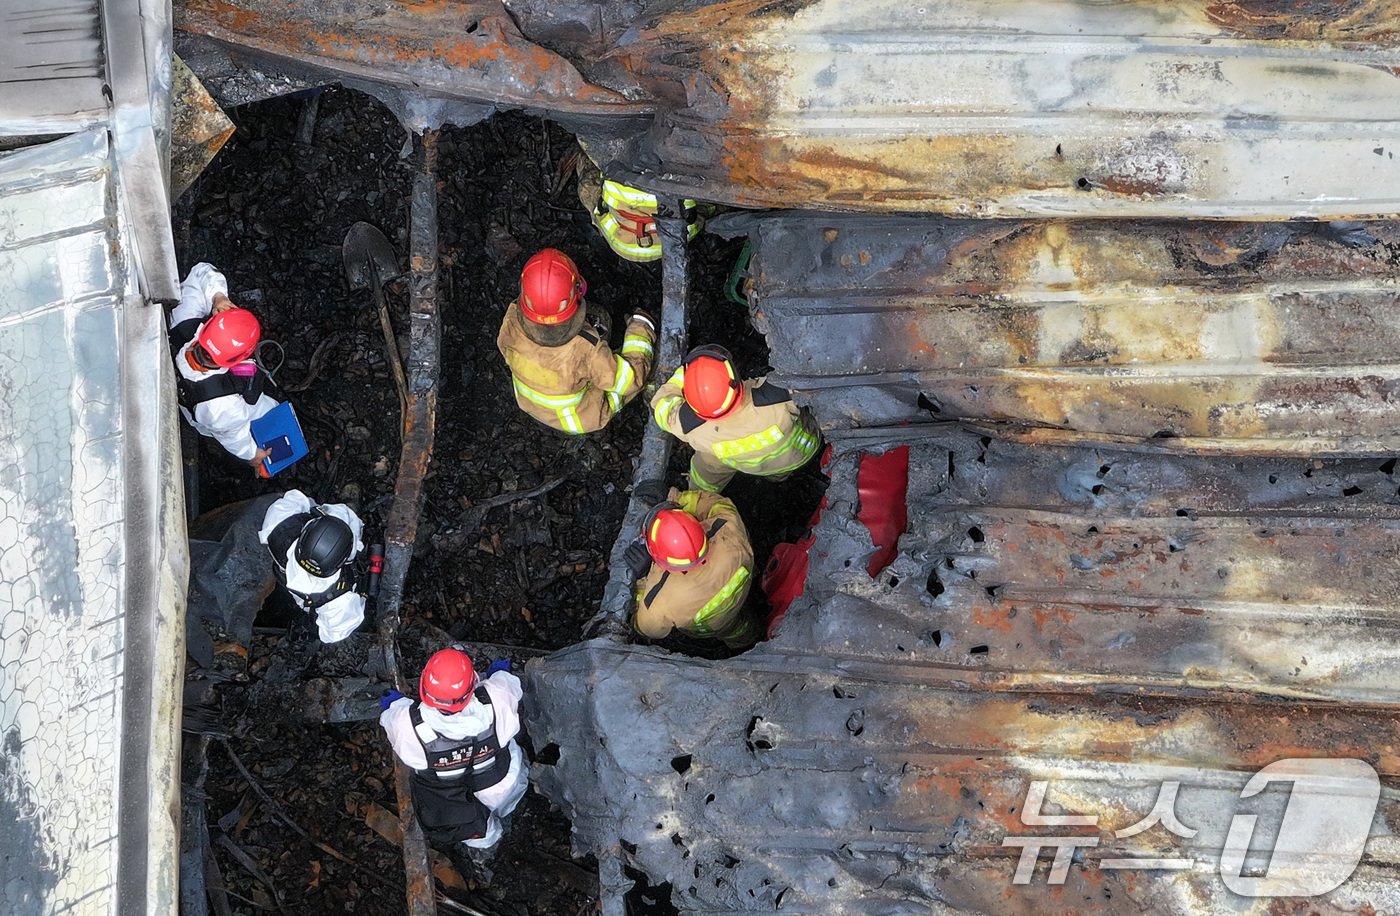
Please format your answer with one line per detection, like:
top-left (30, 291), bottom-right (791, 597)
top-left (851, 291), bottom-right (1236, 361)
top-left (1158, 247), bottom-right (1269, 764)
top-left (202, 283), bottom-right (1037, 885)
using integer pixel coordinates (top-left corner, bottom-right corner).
top-left (718, 213), bottom-right (1400, 451)
top-left (0, 126), bottom-right (184, 916)
top-left (0, 0), bottom-right (108, 135)
top-left (529, 430), bottom-right (1400, 914)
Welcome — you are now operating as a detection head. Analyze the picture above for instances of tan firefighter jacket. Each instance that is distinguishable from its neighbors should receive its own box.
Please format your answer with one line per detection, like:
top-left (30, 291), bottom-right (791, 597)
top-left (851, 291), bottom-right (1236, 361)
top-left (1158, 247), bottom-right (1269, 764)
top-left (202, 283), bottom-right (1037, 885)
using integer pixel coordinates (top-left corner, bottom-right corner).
top-left (496, 303), bottom-right (655, 434)
top-left (633, 489), bottom-right (756, 646)
top-left (575, 156), bottom-right (700, 263)
top-left (650, 371), bottom-right (821, 492)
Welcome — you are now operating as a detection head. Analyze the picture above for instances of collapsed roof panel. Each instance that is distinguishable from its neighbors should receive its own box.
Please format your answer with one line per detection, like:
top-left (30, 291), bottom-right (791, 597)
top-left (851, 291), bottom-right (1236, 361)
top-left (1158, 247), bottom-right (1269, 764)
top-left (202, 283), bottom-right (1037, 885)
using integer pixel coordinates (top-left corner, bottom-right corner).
top-left (175, 0), bottom-right (649, 129)
top-left (177, 0), bottom-right (1400, 217)
top-left (527, 430), bottom-right (1400, 913)
top-left (718, 213), bottom-right (1400, 450)
top-left (590, 0), bottom-right (1400, 217)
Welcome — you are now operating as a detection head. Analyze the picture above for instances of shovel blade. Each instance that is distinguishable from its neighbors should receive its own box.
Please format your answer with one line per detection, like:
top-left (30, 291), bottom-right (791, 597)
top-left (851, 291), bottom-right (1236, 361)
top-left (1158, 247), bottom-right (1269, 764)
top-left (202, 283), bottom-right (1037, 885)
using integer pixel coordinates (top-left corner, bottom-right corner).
top-left (342, 221), bottom-right (402, 289)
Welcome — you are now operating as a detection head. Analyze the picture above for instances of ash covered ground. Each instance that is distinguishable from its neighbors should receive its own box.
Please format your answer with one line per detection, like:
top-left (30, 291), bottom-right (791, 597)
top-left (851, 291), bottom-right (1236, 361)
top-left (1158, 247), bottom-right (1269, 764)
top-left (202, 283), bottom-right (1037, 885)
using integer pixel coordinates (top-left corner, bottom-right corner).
top-left (175, 87), bottom-right (821, 914)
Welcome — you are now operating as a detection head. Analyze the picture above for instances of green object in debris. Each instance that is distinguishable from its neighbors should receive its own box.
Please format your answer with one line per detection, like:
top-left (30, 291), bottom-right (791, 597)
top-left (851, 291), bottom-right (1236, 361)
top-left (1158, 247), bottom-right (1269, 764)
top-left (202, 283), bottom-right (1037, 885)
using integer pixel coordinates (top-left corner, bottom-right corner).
top-left (726, 240), bottom-right (753, 307)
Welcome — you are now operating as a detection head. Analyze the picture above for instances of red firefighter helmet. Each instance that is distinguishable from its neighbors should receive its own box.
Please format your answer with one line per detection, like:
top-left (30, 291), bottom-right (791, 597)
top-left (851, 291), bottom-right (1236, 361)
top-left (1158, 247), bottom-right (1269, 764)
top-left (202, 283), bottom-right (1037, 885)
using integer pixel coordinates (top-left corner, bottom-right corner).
top-left (682, 345), bottom-right (742, 420)
top-left (196, 307), bottom-right (261, 367)
top-left (519, 248), bottom-right (586, 325)
top-left (644, 502), bottom-right (709, 571)
top-left (420, 648), bottom-right (477, 713)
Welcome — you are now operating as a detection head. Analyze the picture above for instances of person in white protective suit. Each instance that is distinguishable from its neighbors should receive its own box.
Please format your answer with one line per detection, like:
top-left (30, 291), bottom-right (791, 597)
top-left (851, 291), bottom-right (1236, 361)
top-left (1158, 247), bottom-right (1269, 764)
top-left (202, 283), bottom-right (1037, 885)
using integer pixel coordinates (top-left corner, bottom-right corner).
top-left (379, 648), bottom-right (528, 871)
top-left (168, 262), bottom-right (280, 474)
top-left (258, 490), bottom-right (369, 643)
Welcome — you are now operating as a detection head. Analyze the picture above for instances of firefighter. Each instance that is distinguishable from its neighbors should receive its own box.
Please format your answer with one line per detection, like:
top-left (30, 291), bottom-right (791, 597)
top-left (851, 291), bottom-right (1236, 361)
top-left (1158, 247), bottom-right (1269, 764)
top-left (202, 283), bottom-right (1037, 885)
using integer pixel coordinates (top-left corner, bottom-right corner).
top-left (168, 262), bottom-right (280, 474)
top-left (575, 153), bottom-right (701, 262)
top-left (379, 649), bottom-right (527, 868)
top-left (626, 488), bottom-right (757, 649)
top-left (258, 490), bottom-right (369, 643)
top-left (650, 345), bottom-right (821, 493)
top-left (496, 248), bottom-right (656, 434)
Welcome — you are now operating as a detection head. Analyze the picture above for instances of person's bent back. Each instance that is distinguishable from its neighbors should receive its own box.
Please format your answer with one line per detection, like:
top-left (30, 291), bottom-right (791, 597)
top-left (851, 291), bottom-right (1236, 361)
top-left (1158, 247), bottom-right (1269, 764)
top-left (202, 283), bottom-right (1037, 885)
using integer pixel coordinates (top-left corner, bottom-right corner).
top-left (496, 248), bottom-right (655, 434)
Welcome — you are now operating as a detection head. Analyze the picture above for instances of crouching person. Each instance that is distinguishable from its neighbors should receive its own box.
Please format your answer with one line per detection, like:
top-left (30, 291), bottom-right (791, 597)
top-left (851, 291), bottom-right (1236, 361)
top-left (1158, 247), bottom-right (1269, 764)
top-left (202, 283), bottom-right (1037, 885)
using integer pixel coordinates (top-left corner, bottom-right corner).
top-left (380, 649), bottom-right (528, 876)
top-left (258, 490), bottom-right (369, 643)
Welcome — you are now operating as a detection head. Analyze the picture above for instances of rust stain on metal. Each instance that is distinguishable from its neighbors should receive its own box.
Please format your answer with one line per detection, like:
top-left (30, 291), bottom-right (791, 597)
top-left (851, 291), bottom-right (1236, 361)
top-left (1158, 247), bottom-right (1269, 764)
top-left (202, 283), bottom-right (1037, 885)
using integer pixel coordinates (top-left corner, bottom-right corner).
top-left (170, 53), bottom-right (235, 200)
top-left (1206, 0), bottom-right (1400, 42)
top-left (176, 0), bottom-right (642, 115)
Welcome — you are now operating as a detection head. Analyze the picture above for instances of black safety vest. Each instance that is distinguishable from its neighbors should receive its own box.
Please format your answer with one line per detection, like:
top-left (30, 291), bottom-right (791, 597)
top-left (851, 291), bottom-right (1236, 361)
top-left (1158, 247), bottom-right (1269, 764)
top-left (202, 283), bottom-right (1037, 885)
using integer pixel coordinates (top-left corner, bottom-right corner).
top-left (169, 317), bottom-right (273, 410)
top-left (265, 511), bottom-right (357, 610)
top-left (409, 688), bottom-right (511, 792)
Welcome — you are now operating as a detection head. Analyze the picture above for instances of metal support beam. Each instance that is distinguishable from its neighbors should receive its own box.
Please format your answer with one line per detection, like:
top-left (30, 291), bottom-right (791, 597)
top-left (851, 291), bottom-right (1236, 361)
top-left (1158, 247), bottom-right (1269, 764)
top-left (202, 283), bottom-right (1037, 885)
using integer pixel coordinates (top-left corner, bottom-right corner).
top-left (375, 129), bottom-right (441, 916)
top-left (592, 197), bottom-right (692, 641)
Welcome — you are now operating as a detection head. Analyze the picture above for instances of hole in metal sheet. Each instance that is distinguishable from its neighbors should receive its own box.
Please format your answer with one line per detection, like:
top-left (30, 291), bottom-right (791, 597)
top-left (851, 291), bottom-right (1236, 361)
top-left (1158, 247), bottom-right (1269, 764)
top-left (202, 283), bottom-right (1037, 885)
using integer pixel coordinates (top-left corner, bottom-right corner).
top-left (536, 743), bottom-right (561, 765)
top-left (967, 525), bottom-right (985, 543)
top-left (1097, 464), bottom-right (1111, 478)
top-left (917, 393), bottom-right (944, 416)
top-left (705, 793), bottom-right (715, 805)
top-left (1304, 468), bottom-right (1314, 478)
top-left (1087, 525), bottom-right (1099, 534)
top-left (1091, 484), bottom-right (1104, 495)
top-left (931, 629), bottom-right (944, 647)
top-left (888, 575), bottom-right (901, 588)
top-left (1268, 474), bottom-right (1278, 484)
top-left (1076, 177), bottom-right (1092, 189)
top-left (1175, 508), bottom-right (1191, 518)
top-left (969, 644), bottom-right (989, 655)
top-left (746, 717), bottom-right (779, 752)
top-left (927, 568), bottom-right (945, 598)
top-left (984, 585), bottom-right (1003, 599)
top-left (1381, 458), bottom-right (1397, 475)
top-left (1343, 485), bottom-right (1363, 496)
top-left (671, 754), bottom-right (692, 775)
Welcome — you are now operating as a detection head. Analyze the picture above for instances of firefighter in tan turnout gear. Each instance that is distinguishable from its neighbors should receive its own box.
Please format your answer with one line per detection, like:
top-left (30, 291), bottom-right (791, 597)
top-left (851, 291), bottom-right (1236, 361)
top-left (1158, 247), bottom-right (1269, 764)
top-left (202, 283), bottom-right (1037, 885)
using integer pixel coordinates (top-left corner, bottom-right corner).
top-left (496, 248), bottom-right (656, 434)
top-left (651, 345), bottom-right (821, 493)
top-left (626, 488), bottom-right (757, 648)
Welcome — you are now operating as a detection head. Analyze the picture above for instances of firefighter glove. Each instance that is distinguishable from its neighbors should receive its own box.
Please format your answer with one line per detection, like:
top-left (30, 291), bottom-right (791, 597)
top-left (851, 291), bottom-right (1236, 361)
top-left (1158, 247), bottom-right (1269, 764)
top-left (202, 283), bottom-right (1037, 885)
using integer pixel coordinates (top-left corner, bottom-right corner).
top-left (633, 477), bottom-right (668, 506)
top-left (379, 688), bottom-right (406, 711)
top-left (624, 538), bottom-right (653, 578)
top-left (628, 311), bottom-right (656, 333)
top-left (485, 659), bottom-right (511, 676)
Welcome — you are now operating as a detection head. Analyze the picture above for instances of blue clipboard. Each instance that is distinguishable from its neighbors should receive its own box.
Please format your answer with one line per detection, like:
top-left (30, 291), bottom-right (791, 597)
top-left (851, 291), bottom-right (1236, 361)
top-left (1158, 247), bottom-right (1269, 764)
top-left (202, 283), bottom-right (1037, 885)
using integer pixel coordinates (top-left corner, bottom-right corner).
top-left (250, 401), bottom-right (309, 477)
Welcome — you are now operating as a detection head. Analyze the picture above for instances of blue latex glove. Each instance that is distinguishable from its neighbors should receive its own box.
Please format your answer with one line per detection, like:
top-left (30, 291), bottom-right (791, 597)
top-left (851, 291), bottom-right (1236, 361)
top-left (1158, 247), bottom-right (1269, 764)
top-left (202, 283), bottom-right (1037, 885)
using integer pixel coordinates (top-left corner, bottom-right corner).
top-left (379, 688), bottom-right (406, 710)
top-left (484, 659), bottom-right (511, 676)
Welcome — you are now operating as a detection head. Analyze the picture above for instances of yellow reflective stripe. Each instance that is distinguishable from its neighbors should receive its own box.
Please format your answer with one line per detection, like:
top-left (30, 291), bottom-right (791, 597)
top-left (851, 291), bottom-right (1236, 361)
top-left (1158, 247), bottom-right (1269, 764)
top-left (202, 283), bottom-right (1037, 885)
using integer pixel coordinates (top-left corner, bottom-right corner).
top-left (608, 355), bottom-right (634, 395)
top-left (688, 457), bottom-right (723, 492)
top-left (602, 180), bottom-right (658, 211)
top-left (667, 366), bottom-right (685, 386)
top-left (559, 406), bottom-right (584, 434)
top-left (730, 426), bottom-right (821, 470)
top-left (693, 566), bottom-right (752, 633)
top-left (711, 425), bottom-right (787, 460)
top-left (513, 376), bottom-right (586, 408)
top-left (622, 334), bottom-right (654, 358)
top-left (653, 395), bottom-right (683, 429)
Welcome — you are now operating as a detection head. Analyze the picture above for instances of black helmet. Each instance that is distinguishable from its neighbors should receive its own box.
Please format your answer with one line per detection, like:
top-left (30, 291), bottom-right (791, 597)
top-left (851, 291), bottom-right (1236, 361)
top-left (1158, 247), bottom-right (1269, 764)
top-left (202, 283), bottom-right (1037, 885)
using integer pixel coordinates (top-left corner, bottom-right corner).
top-left (294, 514), bottom-right (354, 576)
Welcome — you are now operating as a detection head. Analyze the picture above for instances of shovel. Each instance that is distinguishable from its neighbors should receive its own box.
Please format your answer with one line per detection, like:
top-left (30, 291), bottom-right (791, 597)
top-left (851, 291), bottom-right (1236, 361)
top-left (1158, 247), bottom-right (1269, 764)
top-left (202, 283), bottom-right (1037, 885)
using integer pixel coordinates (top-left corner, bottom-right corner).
top-left (343, 221), bottom-right (410, 423)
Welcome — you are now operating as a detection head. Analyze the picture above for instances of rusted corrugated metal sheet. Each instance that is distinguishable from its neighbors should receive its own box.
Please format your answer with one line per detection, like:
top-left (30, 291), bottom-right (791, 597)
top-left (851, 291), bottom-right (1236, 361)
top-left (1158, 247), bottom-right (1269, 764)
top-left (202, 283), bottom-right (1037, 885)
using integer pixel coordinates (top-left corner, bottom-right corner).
top-left (712, 212), bottom-right (1400, 452)
top-left (596, 0), bottom-right (1400, 217)
top-left (528, 429), bottom-right (1400, 914)
top-left (177, 0), bottom-right (1400, 217)
top-left (175, 0), bottom-right (650, 130)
